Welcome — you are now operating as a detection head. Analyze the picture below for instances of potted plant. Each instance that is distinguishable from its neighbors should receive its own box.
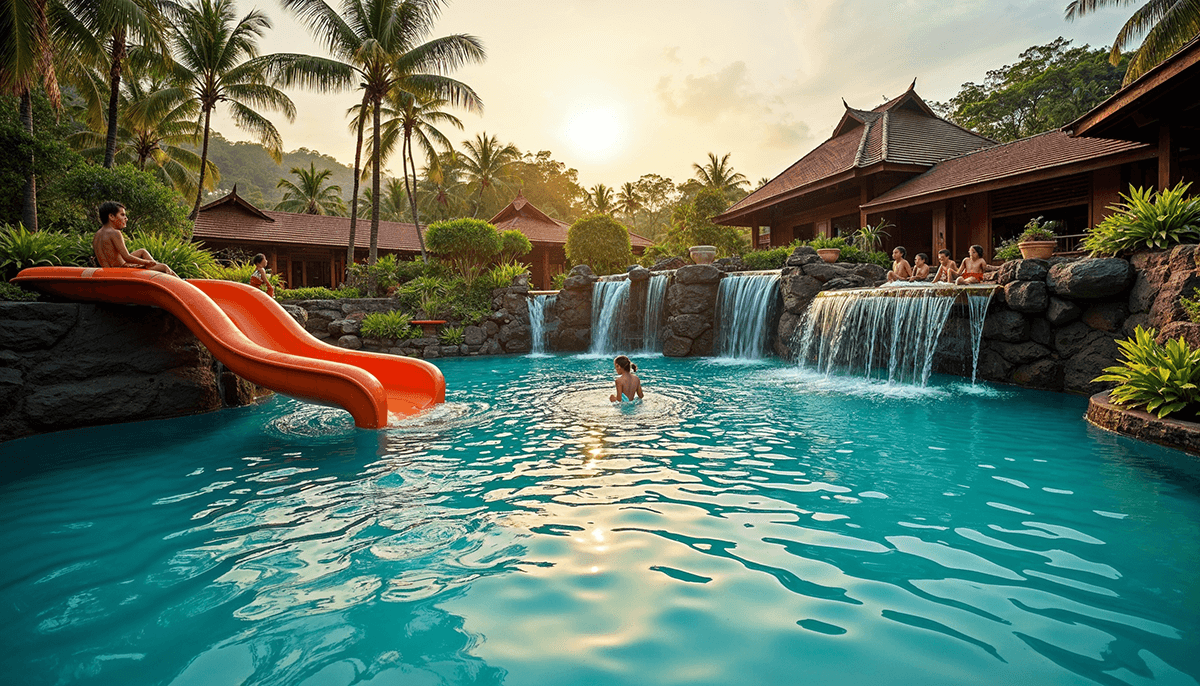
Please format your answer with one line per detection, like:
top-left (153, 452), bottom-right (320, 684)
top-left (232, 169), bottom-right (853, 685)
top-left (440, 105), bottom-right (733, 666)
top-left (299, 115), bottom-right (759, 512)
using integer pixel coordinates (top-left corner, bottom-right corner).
top-left (689, 245), bottom-right (717, 264)
top-left (852, 219), bottom-right (893, 253)
top-left (809, 236), bottom-right (843, 263)
top-left (1017, 217), bottom-right (1060, 260)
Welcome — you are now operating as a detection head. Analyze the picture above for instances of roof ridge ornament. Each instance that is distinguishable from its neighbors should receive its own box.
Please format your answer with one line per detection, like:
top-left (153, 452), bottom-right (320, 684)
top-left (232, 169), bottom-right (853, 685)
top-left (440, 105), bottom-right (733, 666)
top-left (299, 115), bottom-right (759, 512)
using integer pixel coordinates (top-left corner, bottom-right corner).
top-left (842, 97), bottom-right (850, 109)
top-left (909, 77), bottom-right (917, 91)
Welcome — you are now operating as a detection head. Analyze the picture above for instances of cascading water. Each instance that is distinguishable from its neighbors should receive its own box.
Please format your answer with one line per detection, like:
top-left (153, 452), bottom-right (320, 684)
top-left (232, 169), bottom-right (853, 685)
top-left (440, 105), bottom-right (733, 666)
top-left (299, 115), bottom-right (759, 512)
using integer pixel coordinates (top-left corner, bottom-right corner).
top-left (792, 284), bottom-right (995, 386)
top-left (589, 278), bottom-right (631, 355)
top-left (966, 290), bottom-right (994, 383)
top-left (715, 271), bottom-right (781, 359)
top-left (528, 293), bottom-right (555, 355)
top-left (641, 274), bottom-right (669, 353)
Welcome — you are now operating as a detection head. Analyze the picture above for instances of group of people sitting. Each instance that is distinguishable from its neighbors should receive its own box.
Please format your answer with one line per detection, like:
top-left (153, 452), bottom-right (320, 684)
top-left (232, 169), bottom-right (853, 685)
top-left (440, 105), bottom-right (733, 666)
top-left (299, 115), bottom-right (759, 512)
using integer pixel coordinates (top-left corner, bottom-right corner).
top-left (885, 245), bottom-right (998, 286)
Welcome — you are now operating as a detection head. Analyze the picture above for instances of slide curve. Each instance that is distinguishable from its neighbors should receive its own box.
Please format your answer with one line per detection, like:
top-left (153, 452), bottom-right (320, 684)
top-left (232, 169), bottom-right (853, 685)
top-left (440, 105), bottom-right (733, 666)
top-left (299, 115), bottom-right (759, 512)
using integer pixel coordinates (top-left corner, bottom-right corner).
top-left (13, 267), bottom-right (445, 428)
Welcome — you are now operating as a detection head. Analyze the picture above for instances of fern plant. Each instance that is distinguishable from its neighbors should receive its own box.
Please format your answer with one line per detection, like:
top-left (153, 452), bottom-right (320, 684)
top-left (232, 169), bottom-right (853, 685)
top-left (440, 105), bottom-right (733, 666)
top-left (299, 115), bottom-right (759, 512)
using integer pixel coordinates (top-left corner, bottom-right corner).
top-left (360, 311), bottom-right (418, 340)
top-left (1094, 326), bottom-right (1200, 418)
top-left (1083, 182), bottom-right (1200, 255)
top-left (0, 224), bottom-right (88, 278)
top-left (479, 261), bottom-right (529, 290)
top-left (126, 234), bottom-right (217, 279)
top-left (439, 325), bottom-right (465, 346)
top-left (852, 219), bottom-right (893, 252)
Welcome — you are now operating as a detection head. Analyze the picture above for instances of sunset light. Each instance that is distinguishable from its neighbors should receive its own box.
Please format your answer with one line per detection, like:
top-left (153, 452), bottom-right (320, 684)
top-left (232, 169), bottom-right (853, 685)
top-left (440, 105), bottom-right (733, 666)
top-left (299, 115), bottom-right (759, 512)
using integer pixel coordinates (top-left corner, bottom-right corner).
top-left (562, 103), bottom-right (627, 163)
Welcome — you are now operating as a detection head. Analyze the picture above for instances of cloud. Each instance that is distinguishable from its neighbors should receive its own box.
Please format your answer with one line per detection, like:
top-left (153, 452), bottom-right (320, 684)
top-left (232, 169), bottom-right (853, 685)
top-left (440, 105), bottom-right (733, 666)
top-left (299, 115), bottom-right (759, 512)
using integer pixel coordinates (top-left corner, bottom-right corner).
top-left (655, 61), bottom-right (756, 122)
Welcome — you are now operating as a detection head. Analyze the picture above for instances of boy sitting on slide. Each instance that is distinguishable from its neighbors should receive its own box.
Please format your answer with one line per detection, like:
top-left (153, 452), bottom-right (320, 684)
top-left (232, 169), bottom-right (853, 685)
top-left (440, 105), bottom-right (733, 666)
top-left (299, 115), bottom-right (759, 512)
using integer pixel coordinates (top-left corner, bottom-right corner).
top-left (92, 201), bottom-right (178, 277)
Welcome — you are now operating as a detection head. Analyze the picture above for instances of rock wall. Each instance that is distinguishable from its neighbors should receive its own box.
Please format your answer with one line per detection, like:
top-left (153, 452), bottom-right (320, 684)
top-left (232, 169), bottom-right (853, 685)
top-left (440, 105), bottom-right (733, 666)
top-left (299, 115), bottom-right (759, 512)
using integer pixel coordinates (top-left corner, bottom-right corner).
top-left (286, 282), bottom-right (534, 359)
top-left (549, 265), bottom-right (596, 351)
top-left (0, 302), bottom-right (245, 442)
top-left (774, 246), bottom-right (888, 356)
top-left (662, 264), bottom-right (723, 357)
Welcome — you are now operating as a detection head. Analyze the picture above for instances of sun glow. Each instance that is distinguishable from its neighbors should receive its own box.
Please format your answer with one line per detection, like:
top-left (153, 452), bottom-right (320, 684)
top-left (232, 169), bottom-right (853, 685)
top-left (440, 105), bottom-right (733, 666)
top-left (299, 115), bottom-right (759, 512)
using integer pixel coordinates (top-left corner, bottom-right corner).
top-left (562, 103), bottom-right (627, 163)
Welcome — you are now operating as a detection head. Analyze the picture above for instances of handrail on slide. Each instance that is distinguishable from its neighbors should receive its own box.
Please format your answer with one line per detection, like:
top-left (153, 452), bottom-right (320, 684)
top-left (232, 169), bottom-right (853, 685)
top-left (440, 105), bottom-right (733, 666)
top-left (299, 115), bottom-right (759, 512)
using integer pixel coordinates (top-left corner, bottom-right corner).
top-left (12, 266), bottom-right (445, 428)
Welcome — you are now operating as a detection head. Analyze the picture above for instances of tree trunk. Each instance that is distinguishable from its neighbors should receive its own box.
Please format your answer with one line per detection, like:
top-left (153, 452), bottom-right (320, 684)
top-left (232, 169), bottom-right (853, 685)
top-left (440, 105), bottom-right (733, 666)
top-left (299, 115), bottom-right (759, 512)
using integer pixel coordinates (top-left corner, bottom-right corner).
top-left (19, 90), bottom-right (37, 231)
top-left (103, 28), bottom-right (127, 169)
top-left (346, 93), bottom-right (369, 272)
top-left (189, 106), bottom-right (213, 227)
top-left (402, 128), bottom-right (427, 262)
top-left (369, 94), bottom-right (381, 265)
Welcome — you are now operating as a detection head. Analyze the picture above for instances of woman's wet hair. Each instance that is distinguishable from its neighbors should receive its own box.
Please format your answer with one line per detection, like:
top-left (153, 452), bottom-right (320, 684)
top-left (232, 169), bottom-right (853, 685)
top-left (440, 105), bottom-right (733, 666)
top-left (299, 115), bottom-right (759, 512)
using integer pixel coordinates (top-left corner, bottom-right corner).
top-left (614, 355), bottom-right (637, 372)
top-left (253, 253), bottom-right (267, 266)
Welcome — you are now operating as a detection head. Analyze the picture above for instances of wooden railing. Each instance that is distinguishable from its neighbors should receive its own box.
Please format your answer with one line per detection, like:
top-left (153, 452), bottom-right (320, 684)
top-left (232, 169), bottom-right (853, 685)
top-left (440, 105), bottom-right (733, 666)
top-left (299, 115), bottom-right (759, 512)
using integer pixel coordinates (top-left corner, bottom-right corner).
top-left (1054, 232), bottom-right (1089, 255)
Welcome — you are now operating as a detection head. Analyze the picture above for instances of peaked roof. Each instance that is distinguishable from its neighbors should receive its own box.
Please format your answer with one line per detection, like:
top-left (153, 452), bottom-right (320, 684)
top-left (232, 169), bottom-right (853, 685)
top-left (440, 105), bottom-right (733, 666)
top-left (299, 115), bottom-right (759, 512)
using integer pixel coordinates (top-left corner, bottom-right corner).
top-left (488, 192), bottom-right (654, 248)
top-left (718, 86), bottom-right (995, 222)
top-left (862, 130), bottom-right (1151, 211)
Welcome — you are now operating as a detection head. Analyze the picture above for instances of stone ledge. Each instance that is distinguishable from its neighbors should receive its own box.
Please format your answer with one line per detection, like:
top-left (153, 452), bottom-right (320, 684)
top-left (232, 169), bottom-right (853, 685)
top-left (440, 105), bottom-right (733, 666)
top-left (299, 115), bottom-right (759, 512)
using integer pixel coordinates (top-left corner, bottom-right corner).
top-left (1086, 391), bottom-right (1200, 456)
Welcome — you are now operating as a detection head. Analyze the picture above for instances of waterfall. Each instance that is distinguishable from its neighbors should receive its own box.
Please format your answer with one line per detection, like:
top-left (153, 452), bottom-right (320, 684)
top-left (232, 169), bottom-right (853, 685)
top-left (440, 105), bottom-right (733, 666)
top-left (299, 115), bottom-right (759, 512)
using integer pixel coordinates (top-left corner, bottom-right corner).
top-left (792, 284), bottom-right (994, 386)
top-left (715, 271), bottom-right (781, 359)
top-left (967, 291), bottom-right (994, 383)
top-left (589, 278), bottom-right (631, 355)
top-left (528, 293), bottom-right (555, 355)
top-left (641, 274), bottom-right (669, 353)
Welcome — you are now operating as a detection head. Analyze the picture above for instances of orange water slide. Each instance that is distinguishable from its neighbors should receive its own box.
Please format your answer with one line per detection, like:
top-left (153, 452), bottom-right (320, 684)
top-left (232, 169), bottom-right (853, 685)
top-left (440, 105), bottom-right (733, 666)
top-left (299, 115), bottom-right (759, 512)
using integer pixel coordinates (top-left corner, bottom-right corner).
top-left (13, 267), bottom-right (445, 428)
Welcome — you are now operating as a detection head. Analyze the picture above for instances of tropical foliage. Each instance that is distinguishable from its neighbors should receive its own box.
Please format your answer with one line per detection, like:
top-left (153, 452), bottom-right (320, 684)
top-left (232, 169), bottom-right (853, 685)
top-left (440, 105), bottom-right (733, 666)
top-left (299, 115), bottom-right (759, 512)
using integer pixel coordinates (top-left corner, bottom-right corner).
top-left (277, 285), bottom-right (362, 300)
top-left (1095, 325), bottom-right (1200, 418)
top-left (360, 310), bottom-right (418, 340)
top-left (1181, 287), bottom-right (1200, 324)
top-left (1066, 0), bottom-right (1200, 83)
top-left (0, 280), bottom-right (38, 301)
top-left (498, 229), bottom-right (532, 263)
top-left (1083, 182), bottom-right (1200, 255)
top-left (125, 232), bottom-right (217, 278)
top-left (275, 162), bottom-right (345, 215)
top-left (566, 214), bottom-right (634, 276)
top-left (459, 132), bottom-right (519, 217)
top-left (424, 217), bottom-right (502, 284)
top-left (1019, 216), bottom-right (1062, 242)
top-left (48, 163), bottom-right (193, 237)
top-left (199, 260), bottom-right (283, 290)
top-left (852, 219), bottom-right (893, 253)
top-left (693, 152), bottom-right (749, 202)
top-left (0, 223), bottom-right (87, 278)
top-left (658, 187), bottom-right (747, 258)
top-left (742, 242), bottom-right (797, 271)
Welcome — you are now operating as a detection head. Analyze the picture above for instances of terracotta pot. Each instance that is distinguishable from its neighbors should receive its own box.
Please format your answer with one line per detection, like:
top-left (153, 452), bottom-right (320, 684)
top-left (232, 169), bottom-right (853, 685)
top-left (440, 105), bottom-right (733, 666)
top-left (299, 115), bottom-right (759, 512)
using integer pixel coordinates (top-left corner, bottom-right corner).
top-left (1018, 240), bottom-right (1056, 260)
top-left (689, 245), bottom-right (717, 264)
top-left (410, 319), bottom-right (446, 337)
top-left (816, 248), bottom-right (841, 263)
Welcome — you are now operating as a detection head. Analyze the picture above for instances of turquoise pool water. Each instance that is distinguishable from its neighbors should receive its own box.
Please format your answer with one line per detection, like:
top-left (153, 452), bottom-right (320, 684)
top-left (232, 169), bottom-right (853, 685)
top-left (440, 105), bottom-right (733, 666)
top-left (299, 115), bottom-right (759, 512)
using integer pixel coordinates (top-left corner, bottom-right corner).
top-left (1, 354), bottom-right (1198, 685)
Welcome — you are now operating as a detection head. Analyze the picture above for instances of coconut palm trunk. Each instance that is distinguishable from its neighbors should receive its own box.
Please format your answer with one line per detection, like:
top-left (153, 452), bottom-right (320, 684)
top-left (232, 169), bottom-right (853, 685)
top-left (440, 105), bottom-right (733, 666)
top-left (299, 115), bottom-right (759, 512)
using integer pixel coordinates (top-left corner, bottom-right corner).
top-left (19, 89), bottom-right (37, 231)
top-left (347, 92), bottom-right (369, 270)
top-left (401, 127), bottom-right (427, 262)
top-left (103, 27), bottom-right (127, 168)
top-left (369, 93), bottom-right (381, 264)
top-left (189, 106), bottom-right (213, 225)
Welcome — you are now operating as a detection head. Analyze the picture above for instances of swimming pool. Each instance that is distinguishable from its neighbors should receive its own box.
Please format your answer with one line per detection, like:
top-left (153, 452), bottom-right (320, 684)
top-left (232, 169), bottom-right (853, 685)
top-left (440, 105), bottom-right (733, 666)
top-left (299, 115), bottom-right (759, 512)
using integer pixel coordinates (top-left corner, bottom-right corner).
top-left (1, 354), bottom-right (1197, 685)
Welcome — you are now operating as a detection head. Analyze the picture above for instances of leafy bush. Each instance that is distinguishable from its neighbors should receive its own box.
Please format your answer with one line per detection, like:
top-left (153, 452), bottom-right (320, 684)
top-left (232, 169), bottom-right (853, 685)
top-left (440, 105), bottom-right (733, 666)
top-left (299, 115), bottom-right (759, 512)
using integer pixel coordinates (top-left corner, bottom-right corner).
top-left (0, 280), bottom-right (38, 301)
top-left (551, 271), bottom-right (567, 290)
top-left (346, 253), bottom-right (399, 296)
top-left (394, 257), bottom-right (449, 284)
top-left (478, 261), bottom-right (529, 290)
top-left (566, 213), bottom-right (635, 276)
top-left (360, 311), bottom-right (418, 340)
top-left (852, 219), bottom-right (893, 252)
top-left (742, 243), bottom-right (795, 270)
top-left (199, 260), bottom-right (284, 290)
top-left (277, 286), bottom-right (362, 300)
top-left (995, 238), bottom-right (1022, 261)
top-left (1094, 326), bottom-right (1200, 418)
top-left (498, 229), bottom-right (532, 263)
top-left (126, 234), bottom-right (217, 279)
top-left (439, 325), bottom-right (465, 346)
top-left (801, 236), bottom-right (889, 267)
top-left (1083, 182), bottom-right (1200, 255)
top-left (425, 218), bottom-right (502, 284)
top-left (1018, 216), bottom-right (1060, 242)
top-left (808, 236), bottom-right (844, 250)
top-left (0, 224), bottom-right (88, 278)
top-left (1182, 287), bottom-right (1200, 324)
top-left (46, 164), bottom-right (194, 237)
top-left (658, 188), bottom-right (746, 258)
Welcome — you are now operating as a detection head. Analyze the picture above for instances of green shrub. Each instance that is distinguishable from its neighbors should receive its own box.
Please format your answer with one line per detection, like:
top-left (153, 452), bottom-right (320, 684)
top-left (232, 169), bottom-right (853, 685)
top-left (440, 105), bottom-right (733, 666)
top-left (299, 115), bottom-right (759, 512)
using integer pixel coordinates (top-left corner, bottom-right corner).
top-left (0, 280), bottom-right (38, 301)
top-left (394, 257), bottom-right (449, 284)
top-left (1018, 216), bottom-right (1060, 242)
top-left (199, 260), bottom-right (284, 290)
top-left (1094, 326), bottom-right (1200, 418)
top-left (551, 271), bottom-right (566, 290)
top-left (851, 219), bottom-right (893, 252)
top-left (125, 234), bottom-right (217, 279)
top-left (742, 243), bottom-right (795, 270)
top-left (566, 214), bottom-right (635, 276)
top-left (439, 325), bottom-right (465, 346)
top-left (360, 310), bottom-right (418, 340)
top-left (425, 218), bottom-right (502, 284)
top-left (1083, 182), bottom-right (1200, 256)
top-left (808, 236), bottom-right (844, 250)
top-left (0, 224), bottom-right (88, 278)
top-left (346, 253), bottom-right (399, 296)
top-left (277, 286), bottom-right (362, 300)
top-left (1181, 287), bottom-right (1200, 324)
top-left (801, 237), bottom-right (888, 267)
top-left (47, 164), bottom-right (194, 237)
top-left (995, 238), bottom-right (1022, 261)
top-left (478, 261), bottom-right (529, 290)
top-left (498, 229), bottom-right (532, 263)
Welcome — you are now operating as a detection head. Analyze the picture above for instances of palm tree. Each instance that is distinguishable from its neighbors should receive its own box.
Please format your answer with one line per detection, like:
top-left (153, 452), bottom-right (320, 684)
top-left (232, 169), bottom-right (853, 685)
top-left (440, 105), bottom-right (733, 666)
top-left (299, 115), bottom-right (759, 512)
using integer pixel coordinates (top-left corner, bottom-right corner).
top-left (275, 162), bottom-right (345, 215)
top-left (2, 0), bottom-right (60, 229)
top-left (378, 178), bottom-right (408, 221)
top-left (693, 152), bottom-right (749, 200)
top-left (616, 181), bottom-right (642, 226)
top-left (584, 183), bottom-right (615, 214)
top-left (1066, 1), bottom-right (1200, 83)
top-left (51, 0), bottom-right (169, 169)
top-left (280, 0), bottom-right (484, 265)
top-left (459, 132), bottom-right (520, 217)
top-left (417, 149), bottom-right (467, 221)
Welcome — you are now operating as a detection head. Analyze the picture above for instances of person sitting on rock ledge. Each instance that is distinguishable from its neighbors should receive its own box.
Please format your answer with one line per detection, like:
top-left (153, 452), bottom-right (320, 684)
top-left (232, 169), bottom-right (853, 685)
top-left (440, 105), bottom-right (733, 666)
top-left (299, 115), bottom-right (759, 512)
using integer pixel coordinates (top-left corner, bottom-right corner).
top-left (249, 253), bottom-right (275, 297)
top-left (909, 253), bottom-right (931, 281)
top-left (955, 244), bottom-right (997, 285)
top-left (886, 246), bottom-right (912, 282)
top-left (932, 249), bottom-right (957, 284)
top-left (92, 201), bottom-right (178, 277)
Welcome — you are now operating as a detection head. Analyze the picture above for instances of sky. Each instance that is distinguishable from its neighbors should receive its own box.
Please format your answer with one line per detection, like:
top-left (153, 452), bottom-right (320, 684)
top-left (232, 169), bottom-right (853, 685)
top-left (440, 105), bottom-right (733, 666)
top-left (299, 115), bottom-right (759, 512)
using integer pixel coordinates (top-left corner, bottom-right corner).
top-left (215, 0), bottom-right (1133, 192)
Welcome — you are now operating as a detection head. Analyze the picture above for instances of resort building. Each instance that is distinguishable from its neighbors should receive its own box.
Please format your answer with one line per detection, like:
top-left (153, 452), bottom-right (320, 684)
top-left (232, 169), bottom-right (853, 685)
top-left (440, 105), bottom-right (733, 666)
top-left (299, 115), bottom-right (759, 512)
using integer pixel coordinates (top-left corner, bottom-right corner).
top-left (195, 188), bottom-right (652, 290)
top-left (719, 42), bottom-right (1199, 259)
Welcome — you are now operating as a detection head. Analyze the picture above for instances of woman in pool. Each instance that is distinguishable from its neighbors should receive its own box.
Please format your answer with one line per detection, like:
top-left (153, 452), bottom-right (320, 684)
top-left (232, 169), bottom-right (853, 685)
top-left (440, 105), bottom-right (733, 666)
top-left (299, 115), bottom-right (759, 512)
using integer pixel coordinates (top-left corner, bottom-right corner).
top-left (610, 355), bottom-right (644, 402)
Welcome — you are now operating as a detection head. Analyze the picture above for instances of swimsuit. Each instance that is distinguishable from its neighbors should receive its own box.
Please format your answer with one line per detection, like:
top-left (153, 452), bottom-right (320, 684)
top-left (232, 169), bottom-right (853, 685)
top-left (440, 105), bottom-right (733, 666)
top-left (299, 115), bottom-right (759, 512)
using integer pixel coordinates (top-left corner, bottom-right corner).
top-left (963, 272), bottom-right (984, 280)
top-left (250, 272), bottom-right (274, 297)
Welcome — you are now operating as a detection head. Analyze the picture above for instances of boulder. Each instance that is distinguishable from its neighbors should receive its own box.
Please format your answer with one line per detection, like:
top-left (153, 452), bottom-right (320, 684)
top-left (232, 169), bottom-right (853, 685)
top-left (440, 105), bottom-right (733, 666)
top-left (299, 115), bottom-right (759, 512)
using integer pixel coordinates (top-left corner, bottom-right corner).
top-left (483, 320), bottom-right (500, 337)
top-left (306, 309), bottom-right (343, 334)
top-left (651, 257), bottom-right (688, 271)
top-left (440, 345), bottom-right (460, 357)
top-left (674, 264), bottom-right (723, 285)
top-left (786, 252), bottom-right (822, 267)
top-left (793, 245), bottom-right (818, 257)
top-left (337, 335), bottom-right (362, 350)
top-left (1054, 322), bottom-right (1096, 357)
top-left (667, 283), bottom-right (718, 314)
top-left (1045, 297), bottom-right (1082, 326)
top-left (410, 336), bottom-right (438, 347)
top-left (1122, 312), bottom-right (1150, 338)
top-left (691, 329), bottom-right (716, 356)
top-left (666, 313), bottom-right (711, 340)
top-left (781, 273), bottom-right (823, 314)
top-left (1011, 359), bottom-right (1063, 390)
top-left (339, 298), bottom-right (395, 315)
top-left (627, 265), bottom-right (651, 282)
top-left (997, 258), bottom-right (1050, 285)
top-left (1156, 321), bottom-right (1200, 349)
top-left (1047, 258), bottom-right (1134, 299)
top-left (0, 302), bottom-right (77, 352)
top-left (480, 339), bottom-right (502, 355)
top-left (1128, 267), bottom-right (1167, 314)
top-left (776, 311), bottom-right (805, 357)
top-left (851, 263), bottom-right (888, 282)
top-left (802, 262), bottom-right (853, 283)
top-left (1147, 245), bottom-right (1200, 328)
top-left (1081, 302), bottom-right (1128, 333)
top-left (662, 335), bottom-right (692, 357)
top-left (820, 276), bottom-right (868, 291)
top-left (563, 265), bottom-right (597, 290)
top-left (982, 309), bottom-right (1028, 343)
top-left (280, 304), bottom-right (308, 328)
top-left (1003, 281), bottom-right (1048, 313)
top-left (1029, 318), bottom-right (1053, 347)
top-left (991, 341), bottom-right (1051, 365)
top-left (423, 344), bottom-right (440, 359)
top-left (463, 325), bottom-right (486, 346)
top-left (976, 347), bottom-right (1015, 381)
top-left (1063, 334), bottom-right (1120, 395)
